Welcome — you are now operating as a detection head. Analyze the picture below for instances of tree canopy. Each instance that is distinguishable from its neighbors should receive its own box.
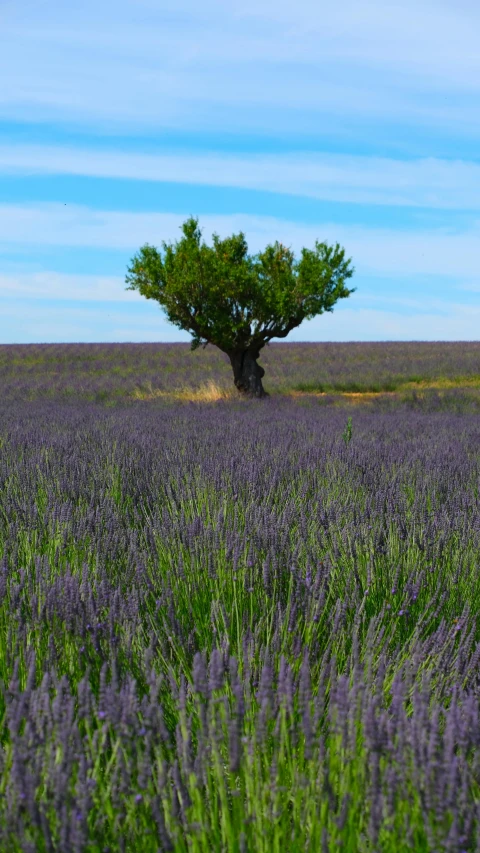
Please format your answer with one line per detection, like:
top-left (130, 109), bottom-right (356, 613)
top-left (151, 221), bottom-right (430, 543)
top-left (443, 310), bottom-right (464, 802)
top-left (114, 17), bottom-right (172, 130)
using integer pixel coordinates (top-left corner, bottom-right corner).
top-left (125, 217), bottom-right (355, 396)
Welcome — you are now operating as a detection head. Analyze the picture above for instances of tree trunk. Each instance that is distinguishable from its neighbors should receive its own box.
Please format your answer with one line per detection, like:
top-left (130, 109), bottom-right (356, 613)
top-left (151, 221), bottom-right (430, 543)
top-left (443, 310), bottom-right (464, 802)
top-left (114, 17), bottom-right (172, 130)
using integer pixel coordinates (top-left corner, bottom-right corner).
top-left (228, 348), bottom-right (268, 398)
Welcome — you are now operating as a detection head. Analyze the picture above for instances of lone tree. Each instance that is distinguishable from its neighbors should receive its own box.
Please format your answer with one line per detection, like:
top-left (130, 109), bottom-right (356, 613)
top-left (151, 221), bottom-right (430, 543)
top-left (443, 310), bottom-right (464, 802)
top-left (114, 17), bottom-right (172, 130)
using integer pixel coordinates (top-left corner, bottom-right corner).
top-left (125, 217), bottom-right (355, 398)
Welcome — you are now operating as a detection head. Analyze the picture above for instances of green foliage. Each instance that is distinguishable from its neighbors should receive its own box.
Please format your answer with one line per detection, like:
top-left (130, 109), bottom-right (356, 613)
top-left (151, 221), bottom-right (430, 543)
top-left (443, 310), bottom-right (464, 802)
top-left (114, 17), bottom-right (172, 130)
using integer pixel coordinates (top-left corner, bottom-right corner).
top-left (342, 416), bottom-right (353, 445)
top-left (125, 217), bottom-right (355, 353)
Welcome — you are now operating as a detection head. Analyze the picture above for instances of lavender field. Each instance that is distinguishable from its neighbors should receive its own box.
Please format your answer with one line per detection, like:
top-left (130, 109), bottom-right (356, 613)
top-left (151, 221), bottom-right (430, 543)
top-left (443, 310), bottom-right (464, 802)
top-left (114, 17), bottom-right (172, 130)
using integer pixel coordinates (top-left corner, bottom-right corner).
top-left (1, 344), bottom-right (480, 851)
top-left (1, 341), bottom-right (480, 404)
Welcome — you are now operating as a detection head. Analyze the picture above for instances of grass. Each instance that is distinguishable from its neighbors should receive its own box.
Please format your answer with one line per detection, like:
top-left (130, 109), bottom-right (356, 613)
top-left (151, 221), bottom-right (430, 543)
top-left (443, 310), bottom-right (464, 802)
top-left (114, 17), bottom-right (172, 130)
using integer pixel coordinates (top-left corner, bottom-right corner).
top-left (131, 379), bottom-right (237, 403)
top-left (290, 374), bottom-right (480, 395)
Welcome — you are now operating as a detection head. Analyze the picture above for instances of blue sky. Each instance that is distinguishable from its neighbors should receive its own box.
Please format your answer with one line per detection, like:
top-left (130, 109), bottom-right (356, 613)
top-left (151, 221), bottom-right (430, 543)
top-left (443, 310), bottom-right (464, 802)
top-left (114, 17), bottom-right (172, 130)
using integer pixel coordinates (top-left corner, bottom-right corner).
top-left (1, 0), bottom-right (479, 343)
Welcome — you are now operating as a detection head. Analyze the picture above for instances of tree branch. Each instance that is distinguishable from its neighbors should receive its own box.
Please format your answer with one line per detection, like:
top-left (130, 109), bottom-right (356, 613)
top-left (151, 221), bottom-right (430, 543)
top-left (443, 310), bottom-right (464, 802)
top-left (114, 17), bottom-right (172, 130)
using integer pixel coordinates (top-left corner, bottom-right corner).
top-left (262, 316), bottom-right (302, 342)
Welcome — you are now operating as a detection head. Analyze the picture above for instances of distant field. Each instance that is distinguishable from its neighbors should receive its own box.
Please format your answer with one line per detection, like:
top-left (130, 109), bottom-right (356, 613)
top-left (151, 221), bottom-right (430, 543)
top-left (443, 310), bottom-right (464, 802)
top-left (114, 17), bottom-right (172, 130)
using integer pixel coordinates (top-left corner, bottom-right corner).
top-left (1, 341), bottom-right (480, 407)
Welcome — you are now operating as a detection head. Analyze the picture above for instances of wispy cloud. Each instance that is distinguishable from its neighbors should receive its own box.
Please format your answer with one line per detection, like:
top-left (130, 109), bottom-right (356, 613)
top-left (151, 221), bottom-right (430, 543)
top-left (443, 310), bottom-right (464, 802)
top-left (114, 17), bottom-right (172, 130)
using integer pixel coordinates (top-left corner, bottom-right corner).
top-left (0, 270), bottom-right (143, 303)
top-left (0, 298), bottom-right (186, 344)
top-left (232, 0), bottom-right (480, 91)
top-left (1, 0), bottom-right (479, 136)
top-left (2, 145), bottom-right (480, 211)
top-left (297, 303), bottom-right (480, 342)
top-left (1, 202), bottom-right (479, 280)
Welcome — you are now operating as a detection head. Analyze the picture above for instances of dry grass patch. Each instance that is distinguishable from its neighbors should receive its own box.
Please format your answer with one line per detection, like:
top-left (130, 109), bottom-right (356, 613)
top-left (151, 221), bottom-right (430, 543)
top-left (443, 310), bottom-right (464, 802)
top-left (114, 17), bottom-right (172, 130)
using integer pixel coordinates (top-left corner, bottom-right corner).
top-left (131, 379), bottom-right (237, 403)
top-left (401, 376), bottom-right (480, 389)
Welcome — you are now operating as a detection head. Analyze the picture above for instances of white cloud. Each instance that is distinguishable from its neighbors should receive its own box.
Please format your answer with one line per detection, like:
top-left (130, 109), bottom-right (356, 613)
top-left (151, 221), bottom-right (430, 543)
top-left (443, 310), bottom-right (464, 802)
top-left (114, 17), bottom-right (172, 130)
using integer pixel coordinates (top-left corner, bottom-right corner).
top-left (1, 202), bottom-right (480, 281)
top-left (2, 144), bottom-right (480, 211)
top-left (0, 270), bottom-right (143, 302)
top-left (0, 0), bottom-right (479, 134)
top-left (231, 0), bottom-right (480, 91)
top-left (287, 304), bottom-right (480, 342)
top-left (0, 300), bottom-right (186, 344)
top-left (351, 291), bottom-right (462, 315)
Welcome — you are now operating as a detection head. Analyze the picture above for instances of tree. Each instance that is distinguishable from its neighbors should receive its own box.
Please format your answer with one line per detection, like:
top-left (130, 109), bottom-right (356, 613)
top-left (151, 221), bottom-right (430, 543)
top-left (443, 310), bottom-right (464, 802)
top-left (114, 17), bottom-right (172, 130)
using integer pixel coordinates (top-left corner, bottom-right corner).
top-left (125, 217), bottom-right (355, 398)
